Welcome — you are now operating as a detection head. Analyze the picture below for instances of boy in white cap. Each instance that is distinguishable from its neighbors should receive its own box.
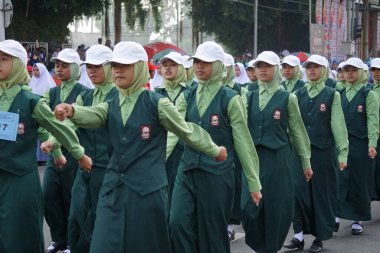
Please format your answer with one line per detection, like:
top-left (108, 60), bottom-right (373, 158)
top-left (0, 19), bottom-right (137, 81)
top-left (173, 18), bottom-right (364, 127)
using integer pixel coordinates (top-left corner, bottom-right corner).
top-left (281, 55), bottom-right (305, 92)
top-left (241, 51), bottom-right (312, 253)
top-left (336, 57), bottom-right (379, 235)
top-left (53, 41), bottom-right (227, 253)
top-left (42, 48), bottom-right (91, 253)
top-left (0, 40), bottom-right (91, 253)
top-left (370, 58), bottom-right (380, 201)
top-left (155, 51), bottom-right (189, 204)
top-left (283, 54), bottom-right (348, 253)
top-left (244, 59), bottom-right (259, 91)
top-left (168, 41), bottom-right (262, 253)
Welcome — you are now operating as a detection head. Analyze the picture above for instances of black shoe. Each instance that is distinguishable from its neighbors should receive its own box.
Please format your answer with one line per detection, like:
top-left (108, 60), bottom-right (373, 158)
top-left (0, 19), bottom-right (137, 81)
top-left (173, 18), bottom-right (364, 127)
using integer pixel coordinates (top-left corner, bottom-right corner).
top-left (334, 222), bottom-right (340, 232)
top-left (309, 239), bottom-right (323, 253)
top-left (45, 242), bottom-right (66, 253)
top-left (228, 230), bottom-right (235, 242)
top-left (283, 238), bottom-right (304, 251)
top-left (351, 222), bottom-right (364, 235)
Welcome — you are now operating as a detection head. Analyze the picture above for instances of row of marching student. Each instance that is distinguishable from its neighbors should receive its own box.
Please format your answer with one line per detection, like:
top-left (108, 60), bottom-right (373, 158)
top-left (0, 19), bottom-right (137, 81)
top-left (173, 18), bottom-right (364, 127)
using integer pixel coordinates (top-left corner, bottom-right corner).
top-left (0, 37), bottom-right (378, 253)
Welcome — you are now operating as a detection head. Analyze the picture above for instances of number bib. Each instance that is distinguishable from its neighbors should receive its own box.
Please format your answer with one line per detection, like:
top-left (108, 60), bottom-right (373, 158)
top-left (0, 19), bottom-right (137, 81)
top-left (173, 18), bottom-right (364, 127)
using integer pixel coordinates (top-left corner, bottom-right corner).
top-left (0, 111), bottom-right (19, 141)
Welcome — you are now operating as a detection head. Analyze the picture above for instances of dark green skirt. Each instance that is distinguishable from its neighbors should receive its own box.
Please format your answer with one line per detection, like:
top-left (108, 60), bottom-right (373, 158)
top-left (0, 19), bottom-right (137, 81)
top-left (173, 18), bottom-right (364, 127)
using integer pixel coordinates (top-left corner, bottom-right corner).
top-left (292, 145), bottom-right (338, 240)
top-left (0, 169), bottom-right (44, 253)
top-left (166, 141), bottom-right (184, 206)
top-left (242, 144), bottom-right (293, 253)
top-left (338, 135), bottom-right (374, 221)
top-left (371, 139), bottom-right (380, 201)
top-left (229, 153), bottom-right (242, 225)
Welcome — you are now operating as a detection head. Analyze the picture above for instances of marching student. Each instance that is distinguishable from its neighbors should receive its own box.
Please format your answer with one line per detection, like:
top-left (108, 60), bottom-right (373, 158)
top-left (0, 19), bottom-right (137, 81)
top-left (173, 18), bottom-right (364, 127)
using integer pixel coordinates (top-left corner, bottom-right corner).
top-left (234, 62), bottom-right (250, 85)
top-left (283, 54), bottom-right (348, 253)
top-left (281, 55), bottom-right (305, 93)
top-left (29, 63), bottom-right (56, 96)
top-left (242, 51), bottom-right (312, 253)
top-left (53, 41), bottom-right (228, 253)
top-left (0, 40), bottom-right (91, 253)
top-left (337, 58), bottom-right (379, 235)
top-left (43, 48), bottom-right (90, 253)
top-left (335, 61), bottom-right (347, 91)
top-left (155, 51), bottom-right (189, 203)
top-left (370, 58), bottom-right (380, 201)
top-left (244, 59), bottom-right (259, 91)
top-left (222, 53), bottom-right (242, 93)
top-left (168, 41), bottom-right (262, 253)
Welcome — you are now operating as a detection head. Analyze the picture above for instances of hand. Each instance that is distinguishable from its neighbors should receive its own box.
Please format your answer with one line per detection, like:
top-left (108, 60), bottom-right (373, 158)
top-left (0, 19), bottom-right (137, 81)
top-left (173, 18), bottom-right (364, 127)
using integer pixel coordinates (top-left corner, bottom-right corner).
top-left (40, 140), bottom-right (54, 154)
top-left (78, 155), bottom-right (92, 172)
top-left (303, 168), bottom-right (313, 182)
top-left (54, 103), bottom-right (74, 121)
top-left (250, 191), bottom-right (262, 206)
top-left (339, 162), bottom-right (347, 171)
top-left (368, 147), bottom-right (377, 159)
top-left (215, 146), bottom-right (227, 162)
top-left (54, 155), bottom-right (67, 169)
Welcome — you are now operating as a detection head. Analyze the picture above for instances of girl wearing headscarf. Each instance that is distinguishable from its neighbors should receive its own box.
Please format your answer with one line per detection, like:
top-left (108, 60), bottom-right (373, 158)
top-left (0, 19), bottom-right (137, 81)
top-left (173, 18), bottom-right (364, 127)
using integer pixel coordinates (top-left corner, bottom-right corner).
top-left (370, 58), bottom-right (380, 201)
top-left (0, 40), bottom-right (91, 253)
top-left (281, 55), bottom-right (305, 93)
top-left (53, 41), bottom-right (227, 253)
top-left (242, 51), bottom-right (312, 253)
top-left (335, 62), bottom-right (347, 91)
top-left (284, 54), bottom-right (348, 253)
top-left (155, 51), bottom-right (189, 204)
top-left (42, 48), bottom-right (90, 253)
top-left (183, 55), bottom-right (197, 87)
top-left (245, 59), bottom-right (259, 91)
top-left (222, 52), bottom-right (241, 93)
top-left (78, 64), bottom-right (94, 89)
top-left (29, 63), bottom-right (56, 95)
top-left (168, 41), bottom-right (262, 253)
top-left (234, 62), bottom-right (251, 85)
top-left (337, 58), bottom-right (379, 236)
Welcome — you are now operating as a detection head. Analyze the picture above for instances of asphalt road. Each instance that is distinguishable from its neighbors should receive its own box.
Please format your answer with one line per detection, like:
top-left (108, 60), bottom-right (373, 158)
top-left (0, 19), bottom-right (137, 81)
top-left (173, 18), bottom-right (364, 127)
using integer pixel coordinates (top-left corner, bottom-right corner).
top-left (39, 166), bottom-right (380, 253)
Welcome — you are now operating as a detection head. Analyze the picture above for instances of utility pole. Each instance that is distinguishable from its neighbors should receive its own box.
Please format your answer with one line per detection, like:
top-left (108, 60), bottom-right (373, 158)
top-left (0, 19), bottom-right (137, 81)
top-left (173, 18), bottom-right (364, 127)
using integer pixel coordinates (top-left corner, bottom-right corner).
top-left (362, 0), bottom-right (369, 59)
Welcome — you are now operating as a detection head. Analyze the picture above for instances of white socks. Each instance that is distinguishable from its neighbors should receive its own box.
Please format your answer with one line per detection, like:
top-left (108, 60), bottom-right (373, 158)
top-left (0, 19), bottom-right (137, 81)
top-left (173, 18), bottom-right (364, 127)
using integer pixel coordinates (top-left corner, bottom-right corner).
top-left (227, 224), bottom-right (234, 233)
top-left (335, 217), bottom-right (340, 223)
top-left (352, 221), bottom-right (362, 230)
top-left (294, 231), bottom-right (304, 241)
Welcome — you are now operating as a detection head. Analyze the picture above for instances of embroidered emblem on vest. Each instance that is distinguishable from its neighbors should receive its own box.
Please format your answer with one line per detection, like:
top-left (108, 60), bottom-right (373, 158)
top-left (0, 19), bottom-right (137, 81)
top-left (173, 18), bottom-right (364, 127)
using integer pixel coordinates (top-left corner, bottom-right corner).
top-left (140, 125), bottom-right (151, 140)
top-left (273, 109), bottom-right (281, 120)
top-left (210, 114), bottom-right (220, 126)
top-left (357, 104), bottom-right (363, 113)
top-left (17, 122), bottom-right (25, 135)
top-left (320, 103), bottom-right (326, 112)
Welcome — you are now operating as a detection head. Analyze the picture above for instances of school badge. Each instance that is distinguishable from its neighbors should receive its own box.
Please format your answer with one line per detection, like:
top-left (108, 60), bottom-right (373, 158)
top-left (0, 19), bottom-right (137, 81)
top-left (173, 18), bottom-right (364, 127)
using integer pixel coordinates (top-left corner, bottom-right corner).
top-left (273, 109), bottom-right (281, 120)
top-left (210, 114), bottom-right (220, 126)
top-left (140, 125), bottom-right (151, 140)
top-left (17, 122), bottom-right (25, 135)
top-left (357, 105), bottom-right (363, 113)
top-left (320, 103), bottom-right (326, 112)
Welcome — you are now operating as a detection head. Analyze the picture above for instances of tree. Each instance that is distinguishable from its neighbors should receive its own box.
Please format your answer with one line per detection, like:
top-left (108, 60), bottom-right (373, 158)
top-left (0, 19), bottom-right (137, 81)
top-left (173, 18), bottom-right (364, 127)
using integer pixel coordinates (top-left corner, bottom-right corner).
top-left (6, 0), bottom-right (107, 43)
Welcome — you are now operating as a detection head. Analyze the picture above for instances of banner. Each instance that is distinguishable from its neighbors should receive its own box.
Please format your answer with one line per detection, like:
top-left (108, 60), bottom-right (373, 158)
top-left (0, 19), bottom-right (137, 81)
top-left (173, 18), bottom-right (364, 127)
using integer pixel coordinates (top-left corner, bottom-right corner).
top-left (310, 24), bottom-right (325, 55)
top-left (316, 0), bottom-right (323, 25)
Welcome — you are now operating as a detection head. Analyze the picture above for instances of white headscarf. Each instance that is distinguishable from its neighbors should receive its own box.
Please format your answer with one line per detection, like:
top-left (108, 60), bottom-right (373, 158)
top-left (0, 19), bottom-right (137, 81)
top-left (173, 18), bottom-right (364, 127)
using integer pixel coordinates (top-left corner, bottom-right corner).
top-left (78, 64), bottom-right (94, 89)
top-left (151, 69), bottom-right (164, 89)
top-left (233, 62), bottom-right (250, 84)
top-left (28, 63), bottom-right (56, 95)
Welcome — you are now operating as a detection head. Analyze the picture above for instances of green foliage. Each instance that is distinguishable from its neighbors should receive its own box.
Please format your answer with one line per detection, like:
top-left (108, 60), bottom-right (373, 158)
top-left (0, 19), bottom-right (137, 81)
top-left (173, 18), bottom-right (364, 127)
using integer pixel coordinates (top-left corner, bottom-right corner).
top-left (122, 0), bottom-right (162, 32)
top-left (6, 0), bottom-right (107, 42)
top-left (187, 0), bottom-right (310, 55)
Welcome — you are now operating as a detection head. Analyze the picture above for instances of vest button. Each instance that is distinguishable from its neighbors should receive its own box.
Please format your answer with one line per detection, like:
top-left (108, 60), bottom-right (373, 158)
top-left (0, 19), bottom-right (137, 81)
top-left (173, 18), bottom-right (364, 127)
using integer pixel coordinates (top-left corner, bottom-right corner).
top-left (121, 155), bottom-right (126, 159)
top-left (122, 137), bottom-right (126, 141)
top-left (120, 173), bottom-right (124, 177)
top-left (258, 125), bottom-right (262, 128)
top-left (308, 112), bottom-right (311, 116)
top-left (198, 121), bottom-right (202, 124)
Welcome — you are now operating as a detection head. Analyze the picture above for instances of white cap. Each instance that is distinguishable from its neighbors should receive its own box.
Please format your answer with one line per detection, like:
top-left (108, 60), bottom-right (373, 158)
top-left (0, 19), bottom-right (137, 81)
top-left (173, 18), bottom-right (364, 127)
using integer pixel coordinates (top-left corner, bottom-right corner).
top-left (302, 54), bottom-right (327, 68)
top-left (282, 55), bottom-right (300, 67)
top-left (191, 41), bottom-right (224, 62)
top-left (342, 57), bottom-right (364, 70)
top-left (246, 59), bottom-right (256, 68)
top-left (253, 51), bottom-right (280, 67)
top-left (82, 45), bottom-right (112, 65)
top-left (371, 58), bottom-right (380, 69)
top-left (109, 41), bottom-right (148, 64)
top-left (0, 40), bottom-right (28, 66)
top-left (182, 55), bottom-right (193, 68)
top-left (223, 53), bottom-right (235, 67)
top-left (362, 63), bottom-right (369, 71)
top-left (159, 52), bottom-right (184, 65)
top-left (51, 48), bottom-right (82, 65)
top-left (337, 61), bottom-right (345, 70)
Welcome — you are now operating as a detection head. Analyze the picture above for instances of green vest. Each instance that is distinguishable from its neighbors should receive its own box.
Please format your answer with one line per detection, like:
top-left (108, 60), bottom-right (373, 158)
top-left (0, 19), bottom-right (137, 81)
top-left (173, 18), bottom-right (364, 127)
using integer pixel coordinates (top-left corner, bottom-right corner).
top-left (154, 85), bottom-right (187, 105)
top-left (341, 86), bottom-right (370, 139)
top-left (325, 78), bottom-right (337, 89)
top-left (103, 90), bottom-right (167, 196)
top-left (247, 81), bottom-right (259, 92)
top-left (280, 79), bottom-right (305, 92)
top-left (182, 86), bottom-right (236, 175)
top-left (227, 83), bottom-right (242, 94)
top-left (247, 89), bottom-right (290, 149)
top-left (296, 86), bottom-right (335, 149)
top-left (77, 87), bottom-right (118, 169)
top-left (0, 89), bottom-right (40, 175)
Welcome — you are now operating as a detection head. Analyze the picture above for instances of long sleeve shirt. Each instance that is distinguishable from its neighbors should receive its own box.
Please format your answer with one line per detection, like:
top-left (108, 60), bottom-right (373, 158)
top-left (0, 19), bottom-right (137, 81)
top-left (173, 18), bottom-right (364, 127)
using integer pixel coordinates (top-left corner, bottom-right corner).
top-left (168, 82), bottom-right (262, 193)
top-left (306, 82), bottom-right (349, 163)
